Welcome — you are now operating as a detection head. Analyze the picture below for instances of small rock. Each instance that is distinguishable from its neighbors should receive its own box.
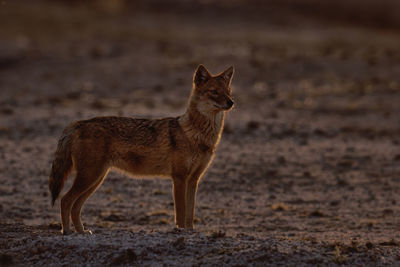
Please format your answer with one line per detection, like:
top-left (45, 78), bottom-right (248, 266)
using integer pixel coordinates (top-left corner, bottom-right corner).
top-left (330, 200), bottom-right (340, 206)
top-left (103, 213), bottom-right (125, 222)
top-left (276, 156), bottom-right (286, 165)
top-left (247, 120), bottom-right (260, 131)
top-left (308, 210), bottom-right (324, 218)
top-left (172, 237), bottom-right (185, 247)
top-left (112, 248), bottom-right (137, 265)
top-left (0, 253), bottom-right (13, 265)
top-left (379, 239), bottom-right (399, 246)
top-left (271, 203), bottom-right (289, 211)
top-left (209, 230), bottom-right (226, 238)
top-left (0, 107), bottom-right (14, 115)
top-left (365, 242), bottom-right (374, 249)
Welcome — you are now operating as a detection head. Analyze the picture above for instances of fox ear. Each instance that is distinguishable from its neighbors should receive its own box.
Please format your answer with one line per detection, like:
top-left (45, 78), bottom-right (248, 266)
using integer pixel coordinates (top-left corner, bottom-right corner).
top-left (194, 65), bottom-right (211, 86)
top-left (220, 66), bottom-right (234, 86)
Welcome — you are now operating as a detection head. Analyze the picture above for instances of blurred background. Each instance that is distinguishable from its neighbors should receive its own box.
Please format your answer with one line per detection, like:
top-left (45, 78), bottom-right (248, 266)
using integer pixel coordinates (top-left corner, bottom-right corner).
top-left (1, 0), bottom-right (400, 115)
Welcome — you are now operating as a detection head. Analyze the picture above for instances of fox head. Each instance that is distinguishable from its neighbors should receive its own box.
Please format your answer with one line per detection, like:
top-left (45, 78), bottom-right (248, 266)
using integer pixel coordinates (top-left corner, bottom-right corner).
top-left (192, 65), bottom-right (234, 114)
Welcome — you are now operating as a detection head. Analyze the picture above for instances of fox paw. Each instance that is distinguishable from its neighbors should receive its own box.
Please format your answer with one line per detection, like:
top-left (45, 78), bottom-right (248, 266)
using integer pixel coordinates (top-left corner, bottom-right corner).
top-left (61, 229), bottom-right (72, 235)
top-left (82, 229), bottom-right (93, 235)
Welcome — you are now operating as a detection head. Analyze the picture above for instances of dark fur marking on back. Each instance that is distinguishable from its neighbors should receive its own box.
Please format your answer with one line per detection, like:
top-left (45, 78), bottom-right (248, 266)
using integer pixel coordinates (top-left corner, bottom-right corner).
top-left (87, 117), bottom-right (158, 145)
top-left (148, 125), bottom-right (157, 135)
top-left (147, 125), bottom-right (159, 144)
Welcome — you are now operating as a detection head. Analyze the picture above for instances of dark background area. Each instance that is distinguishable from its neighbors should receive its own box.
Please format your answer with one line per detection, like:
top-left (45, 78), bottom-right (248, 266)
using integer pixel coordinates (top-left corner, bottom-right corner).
top-left (1, 0), bottom-right (400, 266)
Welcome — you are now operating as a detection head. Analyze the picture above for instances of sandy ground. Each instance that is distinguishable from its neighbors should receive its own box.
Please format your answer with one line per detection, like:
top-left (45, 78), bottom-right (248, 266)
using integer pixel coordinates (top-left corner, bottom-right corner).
top-left (1, 1), bottom-right (400, 266)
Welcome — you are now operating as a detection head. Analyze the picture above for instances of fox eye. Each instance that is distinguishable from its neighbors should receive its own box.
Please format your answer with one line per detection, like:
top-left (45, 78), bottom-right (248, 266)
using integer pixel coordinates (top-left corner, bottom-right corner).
top-left (210, 89), bottom-right (218, 95)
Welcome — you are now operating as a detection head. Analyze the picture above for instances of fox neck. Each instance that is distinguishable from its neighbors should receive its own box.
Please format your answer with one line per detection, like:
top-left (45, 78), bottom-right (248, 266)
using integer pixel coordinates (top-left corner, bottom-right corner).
top-left (179, 99), bottom-right (225, 150)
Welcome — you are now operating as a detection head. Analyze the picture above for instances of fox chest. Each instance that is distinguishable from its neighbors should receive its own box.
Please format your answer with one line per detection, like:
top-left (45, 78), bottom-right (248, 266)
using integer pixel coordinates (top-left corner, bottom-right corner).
top-left (186, 142), bottom-right (214, 169)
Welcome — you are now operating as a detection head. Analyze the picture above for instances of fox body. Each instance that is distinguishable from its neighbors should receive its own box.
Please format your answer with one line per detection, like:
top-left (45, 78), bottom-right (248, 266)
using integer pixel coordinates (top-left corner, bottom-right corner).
top-left (49, 65), bottom-right (234, 234)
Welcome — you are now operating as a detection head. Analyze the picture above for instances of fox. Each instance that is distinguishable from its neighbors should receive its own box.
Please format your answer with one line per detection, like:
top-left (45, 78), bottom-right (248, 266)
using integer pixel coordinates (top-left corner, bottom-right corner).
top-left (48, 65), bottom-right (234, 235)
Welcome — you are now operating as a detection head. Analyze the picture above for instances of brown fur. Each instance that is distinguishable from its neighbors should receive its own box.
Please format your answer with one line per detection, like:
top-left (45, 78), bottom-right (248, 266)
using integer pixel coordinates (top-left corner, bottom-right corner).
top-left (49, 65), bottom-right (234, 234)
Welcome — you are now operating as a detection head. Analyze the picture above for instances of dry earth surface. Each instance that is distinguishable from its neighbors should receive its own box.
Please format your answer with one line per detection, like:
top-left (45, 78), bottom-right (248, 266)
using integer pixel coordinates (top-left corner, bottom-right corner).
top-left (1, 1), bottom-right (400, 266)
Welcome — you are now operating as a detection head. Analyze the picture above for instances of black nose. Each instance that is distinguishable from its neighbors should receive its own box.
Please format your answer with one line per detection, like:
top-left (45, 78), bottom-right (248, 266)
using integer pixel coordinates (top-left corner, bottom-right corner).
top-left (226, 99), bottom-right (234, 109)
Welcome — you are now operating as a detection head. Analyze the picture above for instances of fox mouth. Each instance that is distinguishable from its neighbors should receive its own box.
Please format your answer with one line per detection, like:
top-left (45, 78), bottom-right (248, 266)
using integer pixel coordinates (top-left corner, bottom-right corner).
top-left (214, 103), bottom-right (234, 110)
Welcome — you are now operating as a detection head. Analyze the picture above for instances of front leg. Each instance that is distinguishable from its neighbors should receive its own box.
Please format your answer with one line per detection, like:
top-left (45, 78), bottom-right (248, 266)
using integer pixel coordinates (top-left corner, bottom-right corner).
top-left (185, 176), bottom-right (200, 229)
top-left (172, 177), bottom-right (186, 228)
top-left (185, 163), bottom-right (209, 229)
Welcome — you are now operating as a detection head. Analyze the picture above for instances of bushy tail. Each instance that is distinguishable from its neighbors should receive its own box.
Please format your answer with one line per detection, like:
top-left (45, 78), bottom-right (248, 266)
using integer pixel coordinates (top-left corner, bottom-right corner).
top-left (49, 126), bottom-right (74, 206)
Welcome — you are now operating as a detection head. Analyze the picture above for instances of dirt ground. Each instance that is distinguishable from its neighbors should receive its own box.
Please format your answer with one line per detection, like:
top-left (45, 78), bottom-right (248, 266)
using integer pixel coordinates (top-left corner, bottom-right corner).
top-left (1, 1), bottom-right (400, 266)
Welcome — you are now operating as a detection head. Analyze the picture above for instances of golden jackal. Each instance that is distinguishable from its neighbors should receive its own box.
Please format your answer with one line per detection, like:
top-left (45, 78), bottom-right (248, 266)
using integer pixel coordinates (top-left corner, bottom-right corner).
top-left (49, 65), bottom-right (234, 234)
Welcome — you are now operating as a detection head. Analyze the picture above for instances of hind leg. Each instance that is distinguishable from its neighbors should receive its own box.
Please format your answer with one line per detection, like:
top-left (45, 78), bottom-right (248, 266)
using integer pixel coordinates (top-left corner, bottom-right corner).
top-left (60, 167), bottom-right (107, 235)
top-left (71, 170), bottom-right (109, 234)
